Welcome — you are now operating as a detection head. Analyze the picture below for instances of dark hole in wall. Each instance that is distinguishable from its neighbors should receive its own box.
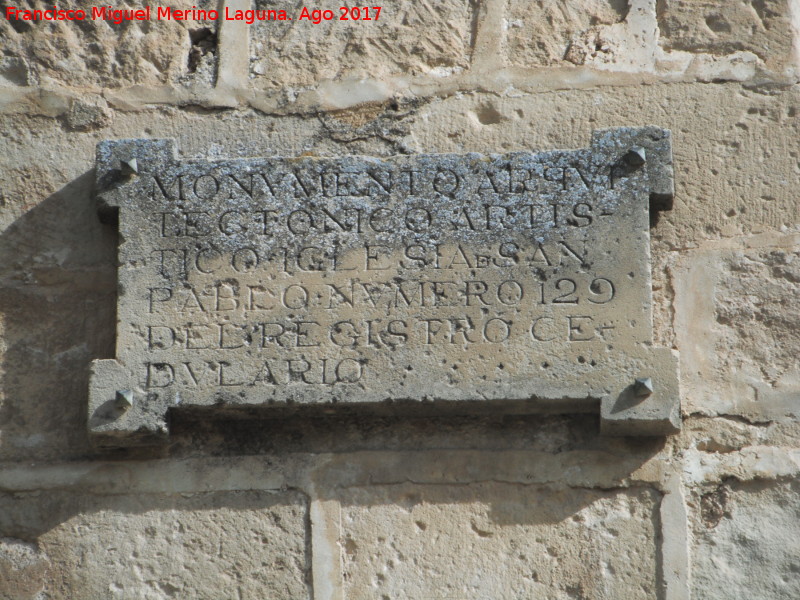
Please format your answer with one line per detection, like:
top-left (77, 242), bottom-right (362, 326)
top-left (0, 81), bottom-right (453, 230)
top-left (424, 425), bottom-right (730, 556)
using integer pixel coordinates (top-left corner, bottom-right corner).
top-left (188, 27), bottom-right (216, 73)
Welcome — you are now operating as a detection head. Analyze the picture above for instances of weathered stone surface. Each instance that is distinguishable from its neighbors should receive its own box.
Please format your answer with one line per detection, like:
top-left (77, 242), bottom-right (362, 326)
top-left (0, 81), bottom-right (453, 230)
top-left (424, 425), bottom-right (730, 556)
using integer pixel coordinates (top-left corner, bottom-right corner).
top-left (340, 483), bottom-right (660, 599)
top-left (88, 127), bottom-right (679, 443)
top-left (0, 57), bottom-right (35, 87)
top-left (249, 0), bottom-right (471, 88)
top-left (0, 1), bottom-right (798, 597)
top-left (1, 84), bottom-right (797, 462)
top-left (506, 0), bottom-right (629, 67)
top-left (675, 235), bottom-right (800, 420)
top-left (0, 490), bottom-right (310, 599)
top-left (408, 85), bottom-right (800, 248)
top-left (0, 537), bottom-right (50, 600)
top-left (64, 97), bottom-right (112, 131)
top-left (691, 479), bottom-right (800, 599)
top-left (0, 162), bottom-right (117, 462)
top-left (658, 0), bottom-right (795, 74)
top-left (0, 0), bottom-right (217, 89)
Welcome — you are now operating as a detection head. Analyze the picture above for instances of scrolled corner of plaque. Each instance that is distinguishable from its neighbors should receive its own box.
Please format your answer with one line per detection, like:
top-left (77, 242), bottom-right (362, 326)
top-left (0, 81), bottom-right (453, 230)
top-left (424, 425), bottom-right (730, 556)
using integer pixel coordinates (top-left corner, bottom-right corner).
top-left (89, 128), bottom-right (680, 446)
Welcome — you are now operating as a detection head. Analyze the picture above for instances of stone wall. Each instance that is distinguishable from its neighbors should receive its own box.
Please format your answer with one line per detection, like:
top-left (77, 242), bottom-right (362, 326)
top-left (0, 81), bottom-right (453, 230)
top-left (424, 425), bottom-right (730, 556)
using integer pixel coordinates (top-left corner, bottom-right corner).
top-left (1, 0), bottom-right (799, 598)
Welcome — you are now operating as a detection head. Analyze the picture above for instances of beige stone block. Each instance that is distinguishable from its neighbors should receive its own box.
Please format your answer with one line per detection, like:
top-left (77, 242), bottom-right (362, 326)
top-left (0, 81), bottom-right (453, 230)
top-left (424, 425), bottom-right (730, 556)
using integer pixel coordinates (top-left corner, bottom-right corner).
top-left (249, 0), bottom-right (472, 88)
top-left (675, 235), bottom-right (800, 420)
top-left (0, 167), bottom-right (116, 461)
top-left (340, 483), bottom-right (660, 599)
top-left (0, 0), bottom-right (217, 89)
top-left (2, 82), bottom-right (799, 457)
top-left (0, 110), bottom-right (335, 462)
top-left (407, 84), bottom-right (800, 249)
top-left (0, 538), bottom-right (50, 600)
top-left (690, 479), bottom-right (800, 599)
top-left (658, 0), bottom-right (796, 74)
top-left (506, 0), bottom-right (629, 67)
top-left (0, 490), bottom-right (309, 599)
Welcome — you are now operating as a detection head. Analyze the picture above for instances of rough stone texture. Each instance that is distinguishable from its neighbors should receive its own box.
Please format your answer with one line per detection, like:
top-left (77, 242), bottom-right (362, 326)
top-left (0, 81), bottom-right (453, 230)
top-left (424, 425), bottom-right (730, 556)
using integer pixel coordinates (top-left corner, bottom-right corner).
top-left (0, 154), bottom-right (117, 461)
top-left (87, 128), bottom-right (679, 443)
top-left (506, 0), bottom-right (629, 67)
top-left (715, 248), bottom-right (800, 386)
top-left (64, 97), bottom-right (112, 131)
top-left (407, 87), bottom-right (800, 251)
top-left (340, 483), bottom-right (660, 599)
top-left (249, 0), bottom-right (472, 88)
top-left (0, 57), bottom-right (35, 87)
top-left (0, 1), bottom-right (799, 597)
top-left (0, 0), bottom-right (217, 89)
top-left (0, 490), bottom-right (310, 599)
top-left (658, 0), bottom-right (796, 74)
top-left (0, 537), bottom-right (50, 600)
top-left (675, 236), bottom-right (800, 420)
top-left (0, 0), bottom-right (795, 116)
top-left (0, 82), bottom-right (798, 460)
top-left (690, 479), bottom-right (800, 599)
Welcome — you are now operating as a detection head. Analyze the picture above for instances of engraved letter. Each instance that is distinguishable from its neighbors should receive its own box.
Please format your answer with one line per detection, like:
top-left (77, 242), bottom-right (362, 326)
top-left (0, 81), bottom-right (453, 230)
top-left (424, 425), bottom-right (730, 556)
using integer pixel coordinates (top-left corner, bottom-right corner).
top-left (148, 287), bottom-right (172, 313)
top-left (483, 318), bottom-right (511, 343)
top-left (148, 326), bottom-right (175, 350)
top-left (568, 316), bottom-right (595, 341)
top-left (146, 362), bottom-right (175, 388)
top-left (531, 317), bottom-right (556, 341)
top-left (433, 169), bottom-right (459, 197)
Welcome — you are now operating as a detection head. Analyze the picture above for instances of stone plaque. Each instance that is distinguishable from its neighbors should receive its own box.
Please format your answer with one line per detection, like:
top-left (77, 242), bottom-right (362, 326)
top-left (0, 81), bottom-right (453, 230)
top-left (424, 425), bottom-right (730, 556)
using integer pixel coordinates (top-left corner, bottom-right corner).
top-left (90, 127), bottom-right (680, 444)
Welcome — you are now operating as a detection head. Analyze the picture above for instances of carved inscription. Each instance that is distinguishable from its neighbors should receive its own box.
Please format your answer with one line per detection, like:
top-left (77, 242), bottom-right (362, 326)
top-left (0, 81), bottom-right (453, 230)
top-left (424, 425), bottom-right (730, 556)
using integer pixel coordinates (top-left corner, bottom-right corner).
top-left (90, 129), bottom-right (681, 442)
top-left (138, 159), bottom-right (631, 390)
